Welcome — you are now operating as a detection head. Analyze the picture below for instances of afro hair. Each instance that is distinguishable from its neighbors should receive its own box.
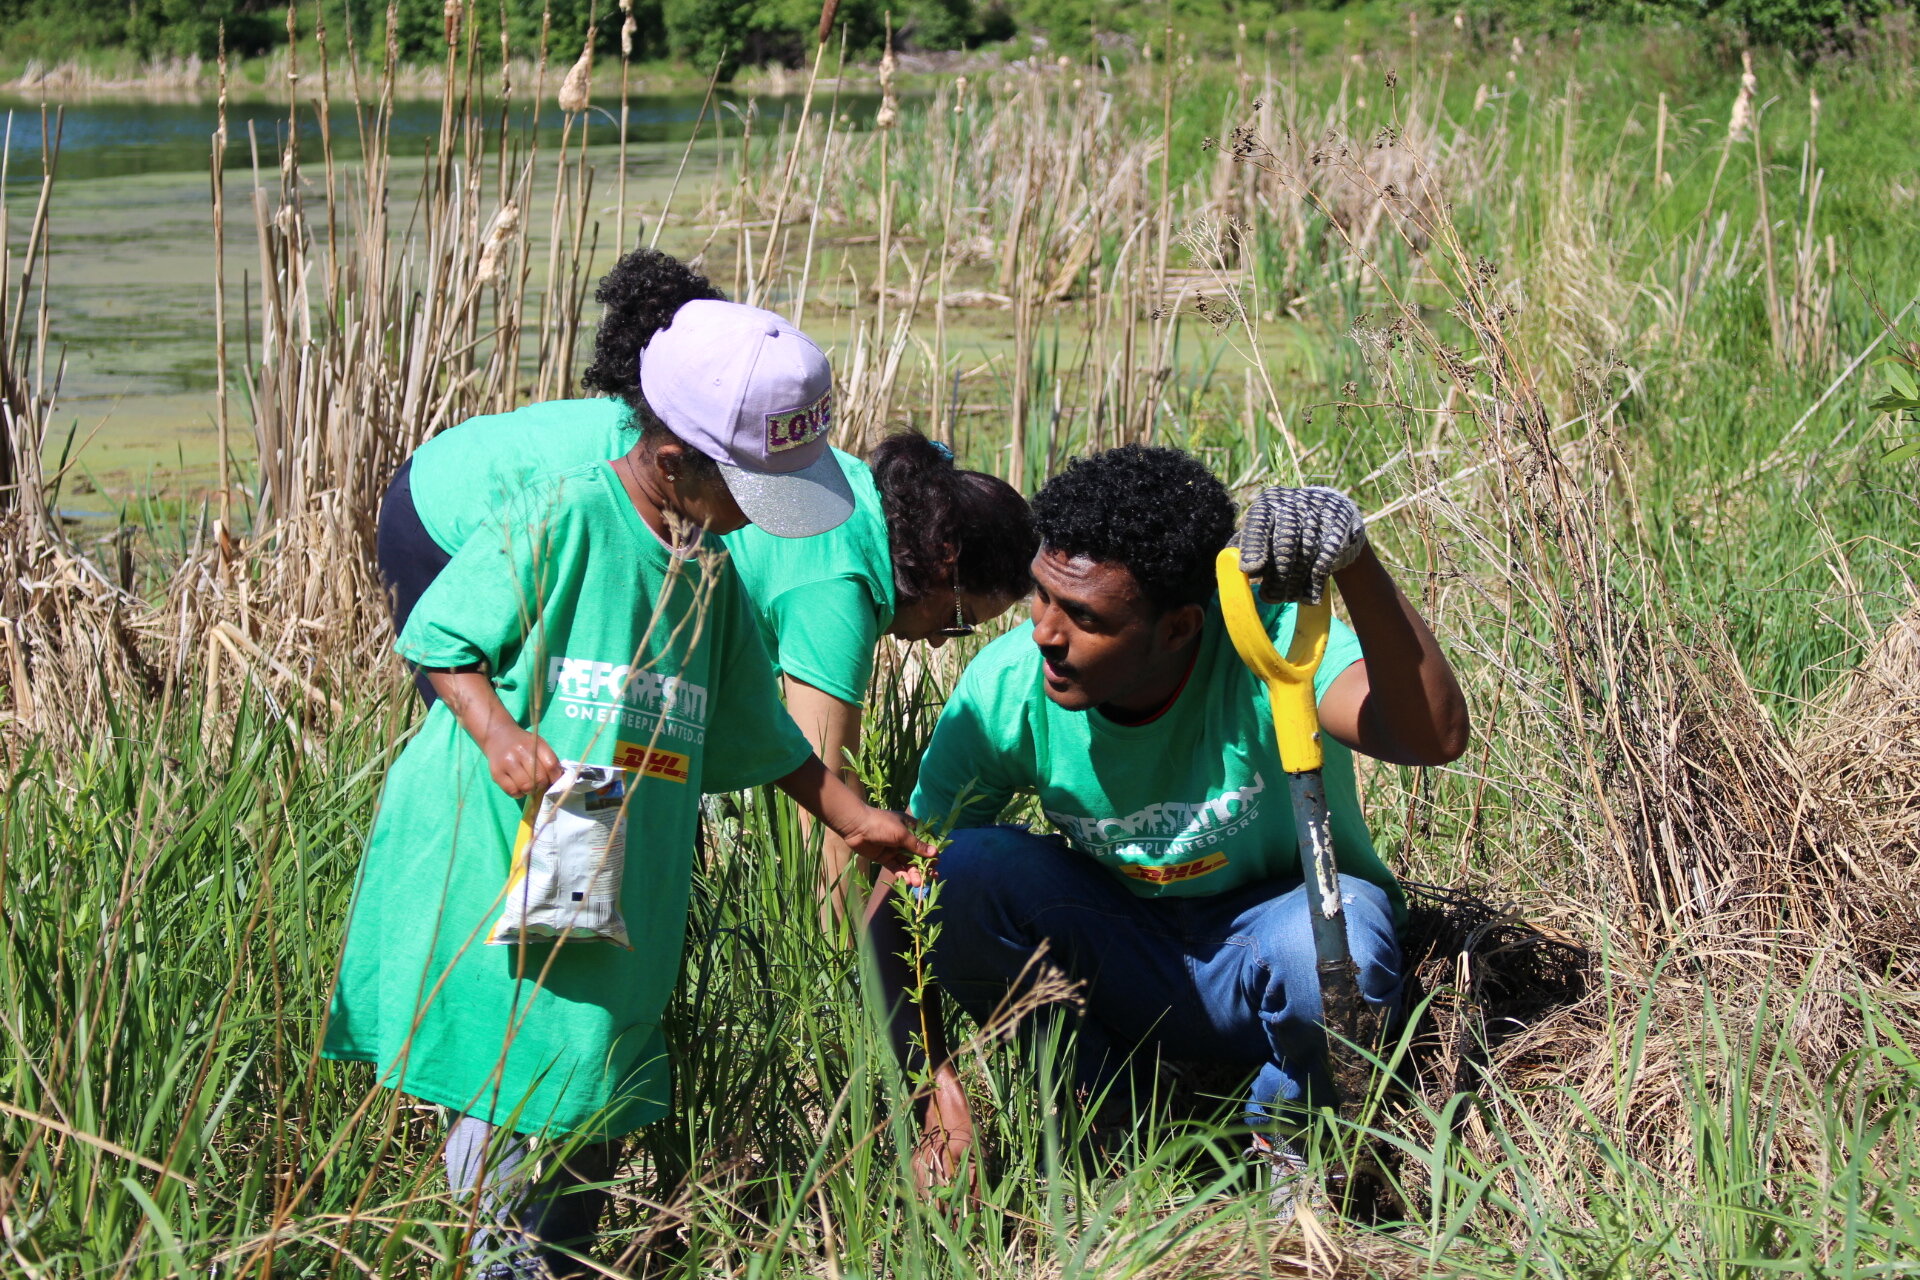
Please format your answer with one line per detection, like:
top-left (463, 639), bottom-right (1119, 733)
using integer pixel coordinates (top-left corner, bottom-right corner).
top-left (1031, 444), bottom-right (1235, 613)
top-left (579, 248), bottom-right (725, 411)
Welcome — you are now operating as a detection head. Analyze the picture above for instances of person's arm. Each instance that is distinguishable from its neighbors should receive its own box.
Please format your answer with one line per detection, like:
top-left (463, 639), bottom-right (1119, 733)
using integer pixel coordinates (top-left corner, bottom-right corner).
top-left (1313, 544), bottom-right (1469, 766)
top-left (428, 669), bottom-right (564, 797)
top-left (783, 675), bottom-right (866, 931)
top-left (402, 489), bottom-right (576, 798)
top-left (1235, 485), bottom-right (1467, 767)
top-left (771, 754), bottom-right (932, 877)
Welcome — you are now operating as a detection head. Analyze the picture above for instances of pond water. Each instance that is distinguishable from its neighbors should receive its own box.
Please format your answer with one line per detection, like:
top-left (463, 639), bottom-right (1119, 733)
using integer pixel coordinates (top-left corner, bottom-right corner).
top-left (0, 89), bottom-right (874, 183)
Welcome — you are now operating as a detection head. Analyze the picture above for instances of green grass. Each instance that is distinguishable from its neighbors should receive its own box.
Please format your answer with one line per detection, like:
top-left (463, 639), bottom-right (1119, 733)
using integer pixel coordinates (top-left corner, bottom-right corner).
top-left (5, 682), bottom-right (1919, 1275)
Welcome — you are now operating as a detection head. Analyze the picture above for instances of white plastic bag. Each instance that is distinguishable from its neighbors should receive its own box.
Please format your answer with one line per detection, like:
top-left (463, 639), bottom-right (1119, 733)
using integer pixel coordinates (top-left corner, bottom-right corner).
top-left (487, 762), bottom-right (633, 948)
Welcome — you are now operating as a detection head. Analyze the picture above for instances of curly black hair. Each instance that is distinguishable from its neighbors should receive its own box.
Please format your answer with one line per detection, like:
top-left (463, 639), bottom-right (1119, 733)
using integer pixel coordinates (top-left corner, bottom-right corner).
top-left (579, 248), bottom-right (726, 472)
top-left (869, 432), bottom-right (1036, 604)
top-left (1030, 444), bottom-right (1234, 613)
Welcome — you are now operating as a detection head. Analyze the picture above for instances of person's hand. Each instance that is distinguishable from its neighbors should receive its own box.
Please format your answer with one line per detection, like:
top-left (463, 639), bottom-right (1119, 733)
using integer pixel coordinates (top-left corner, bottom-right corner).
top-left (481, 724), bottom-right (564, 798)
top-left (832, 806), bottom-right (937, 886)
top-left (913, 1066), bottom-right (980, 1197)
top-left (1233, 485), bottom-right (1368, 605)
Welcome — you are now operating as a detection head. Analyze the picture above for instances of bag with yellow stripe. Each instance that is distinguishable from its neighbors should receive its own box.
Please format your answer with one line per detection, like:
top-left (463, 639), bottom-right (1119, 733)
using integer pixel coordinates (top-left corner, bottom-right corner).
top-left (487, 763), bottom-right (634, 948)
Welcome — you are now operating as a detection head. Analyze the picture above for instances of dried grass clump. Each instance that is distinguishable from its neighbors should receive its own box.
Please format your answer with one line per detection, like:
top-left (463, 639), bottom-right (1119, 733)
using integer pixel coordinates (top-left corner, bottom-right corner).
top-left (0, 519), bottom-right (161, 748)
top-left (1800, 599), bottom-right (1920, 984)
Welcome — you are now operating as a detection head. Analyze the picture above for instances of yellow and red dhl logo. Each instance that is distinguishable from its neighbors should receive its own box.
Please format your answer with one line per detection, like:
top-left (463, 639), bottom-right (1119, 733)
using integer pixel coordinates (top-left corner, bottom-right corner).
top-left (1121, 852), bottom-right (1229, 885)
top-left (613, 741), bottom-right (692, 784)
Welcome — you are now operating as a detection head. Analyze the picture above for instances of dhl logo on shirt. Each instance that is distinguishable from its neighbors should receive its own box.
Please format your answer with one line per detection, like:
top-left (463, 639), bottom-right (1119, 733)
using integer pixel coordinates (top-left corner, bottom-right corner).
top-left (614, 740), bottom-right (692, 784)
top-left (1120, 852), bottom-right (1230, 885)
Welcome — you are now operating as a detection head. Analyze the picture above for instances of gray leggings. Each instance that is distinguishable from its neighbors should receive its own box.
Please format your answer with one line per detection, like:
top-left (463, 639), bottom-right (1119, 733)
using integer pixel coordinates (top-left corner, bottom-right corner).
top-left (443, 1116), bottom-right (618, 1280)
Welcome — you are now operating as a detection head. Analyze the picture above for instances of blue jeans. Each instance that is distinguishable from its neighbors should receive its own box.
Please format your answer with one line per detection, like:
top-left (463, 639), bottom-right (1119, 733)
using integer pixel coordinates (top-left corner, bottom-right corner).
top-left (930, 826), bottom-right (1404, 1127)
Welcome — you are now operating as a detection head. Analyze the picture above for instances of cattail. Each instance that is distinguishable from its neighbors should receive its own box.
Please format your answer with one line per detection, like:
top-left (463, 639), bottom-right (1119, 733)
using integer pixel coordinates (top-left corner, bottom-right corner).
top-left (817, 0), bottom-right (840, 46)
top-left (1809, 84), bottom-right (1822, 138)
top-left (443, 0), bottom-right (460, 41)
top-left (1509, 35), bottom-right (1524, 62)
top-left (476, 203), bottom-right (520, 286)
top-left (953, 75), bottom-right (969, 114)
top-left (1473, 82), bottom-right (1489, 112)
top-left (875, 31), bottom-right (898, 130)
top-left (558, 39), bottom-right (593, 114)
top-left (1727, 50), bottom-right (1756, 142)
top-left (621, 15), bottom-right (636, 58)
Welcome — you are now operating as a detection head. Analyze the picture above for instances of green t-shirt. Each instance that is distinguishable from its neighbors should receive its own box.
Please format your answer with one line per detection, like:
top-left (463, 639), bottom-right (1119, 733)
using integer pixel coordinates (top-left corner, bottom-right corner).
top-left (720, 449), bottom-right (896, 705)
top-left (408, 397), bottom-right (638, 554)
top-left (324, 463), bottom-right (812, 1139)
top-left (909, 599), bottom-right (1403, 924)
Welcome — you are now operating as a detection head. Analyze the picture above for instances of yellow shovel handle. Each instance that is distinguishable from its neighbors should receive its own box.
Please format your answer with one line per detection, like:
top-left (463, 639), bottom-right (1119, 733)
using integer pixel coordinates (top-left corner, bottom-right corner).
top-left (1214, 547), bottom-right (1331, 774)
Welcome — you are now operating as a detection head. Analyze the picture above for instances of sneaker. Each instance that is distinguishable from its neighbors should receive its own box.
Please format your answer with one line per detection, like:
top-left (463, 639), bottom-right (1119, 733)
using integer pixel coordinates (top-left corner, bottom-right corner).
top-left (1249, 1134), bottom-right (1329, 1227)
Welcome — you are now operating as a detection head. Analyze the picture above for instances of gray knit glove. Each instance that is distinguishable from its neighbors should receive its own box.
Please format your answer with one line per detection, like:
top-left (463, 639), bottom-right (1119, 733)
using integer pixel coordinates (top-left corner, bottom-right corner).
top-left (1233, 486), bottom-right (1367, 605)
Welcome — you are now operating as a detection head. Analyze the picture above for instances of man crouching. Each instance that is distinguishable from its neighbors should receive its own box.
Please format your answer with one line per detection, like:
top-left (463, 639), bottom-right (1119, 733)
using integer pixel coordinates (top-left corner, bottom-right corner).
top-left (882, 443), bottom-right (1468, 1205)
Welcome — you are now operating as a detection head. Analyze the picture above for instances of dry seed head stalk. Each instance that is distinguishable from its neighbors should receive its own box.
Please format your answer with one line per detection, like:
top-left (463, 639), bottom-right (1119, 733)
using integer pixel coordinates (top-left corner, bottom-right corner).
top-left (876, 30), bottom-right (898, 130)
top-left (1728, 50), bottom-right (1756, 142)
top-left (476, 203), bottom-right (521, 286)
top-left (559, 39), bottom-right (593, 114)
top-left (622, 15), bottom-right (635, 57)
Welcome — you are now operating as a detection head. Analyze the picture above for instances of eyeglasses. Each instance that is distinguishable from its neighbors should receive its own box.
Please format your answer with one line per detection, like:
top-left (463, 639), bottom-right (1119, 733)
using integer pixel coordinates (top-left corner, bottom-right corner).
top-left (935, 591), bottom-right (976, 639)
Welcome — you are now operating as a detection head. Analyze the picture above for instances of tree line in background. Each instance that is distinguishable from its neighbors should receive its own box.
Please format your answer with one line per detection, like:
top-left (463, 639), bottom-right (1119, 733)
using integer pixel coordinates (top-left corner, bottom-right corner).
top-left (0, 0), bottom-right (1897, 78)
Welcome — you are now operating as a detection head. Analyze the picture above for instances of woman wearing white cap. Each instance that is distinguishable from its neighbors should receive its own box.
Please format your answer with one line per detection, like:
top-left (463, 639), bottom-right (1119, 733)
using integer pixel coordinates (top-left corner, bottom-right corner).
top-left (330, 256), bottom-right (943, 1277)
top-left (380, 250), bottom-right (1037, 915)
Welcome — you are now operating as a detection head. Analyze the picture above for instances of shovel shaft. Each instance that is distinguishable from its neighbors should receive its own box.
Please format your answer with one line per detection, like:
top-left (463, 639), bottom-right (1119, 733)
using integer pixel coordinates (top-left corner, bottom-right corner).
top-left (1216, 549), bottom-right (1373, 1111)
top-left (1289, 770), bottom-right (1351, 955)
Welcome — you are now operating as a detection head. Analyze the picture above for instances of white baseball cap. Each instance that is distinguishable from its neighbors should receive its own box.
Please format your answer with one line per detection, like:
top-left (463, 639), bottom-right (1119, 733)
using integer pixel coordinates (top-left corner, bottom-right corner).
top-left (639, 299), bottom-right (853, 538)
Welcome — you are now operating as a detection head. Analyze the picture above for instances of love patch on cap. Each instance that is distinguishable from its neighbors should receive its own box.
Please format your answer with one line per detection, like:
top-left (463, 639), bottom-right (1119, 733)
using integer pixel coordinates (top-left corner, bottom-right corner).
top-left (767, 390), bottom-right (833, 454)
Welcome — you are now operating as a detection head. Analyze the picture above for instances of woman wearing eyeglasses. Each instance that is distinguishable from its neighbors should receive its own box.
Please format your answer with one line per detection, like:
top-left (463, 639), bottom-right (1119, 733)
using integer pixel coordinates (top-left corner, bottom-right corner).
top-left (722, 430), bottom-right (1036, 922)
